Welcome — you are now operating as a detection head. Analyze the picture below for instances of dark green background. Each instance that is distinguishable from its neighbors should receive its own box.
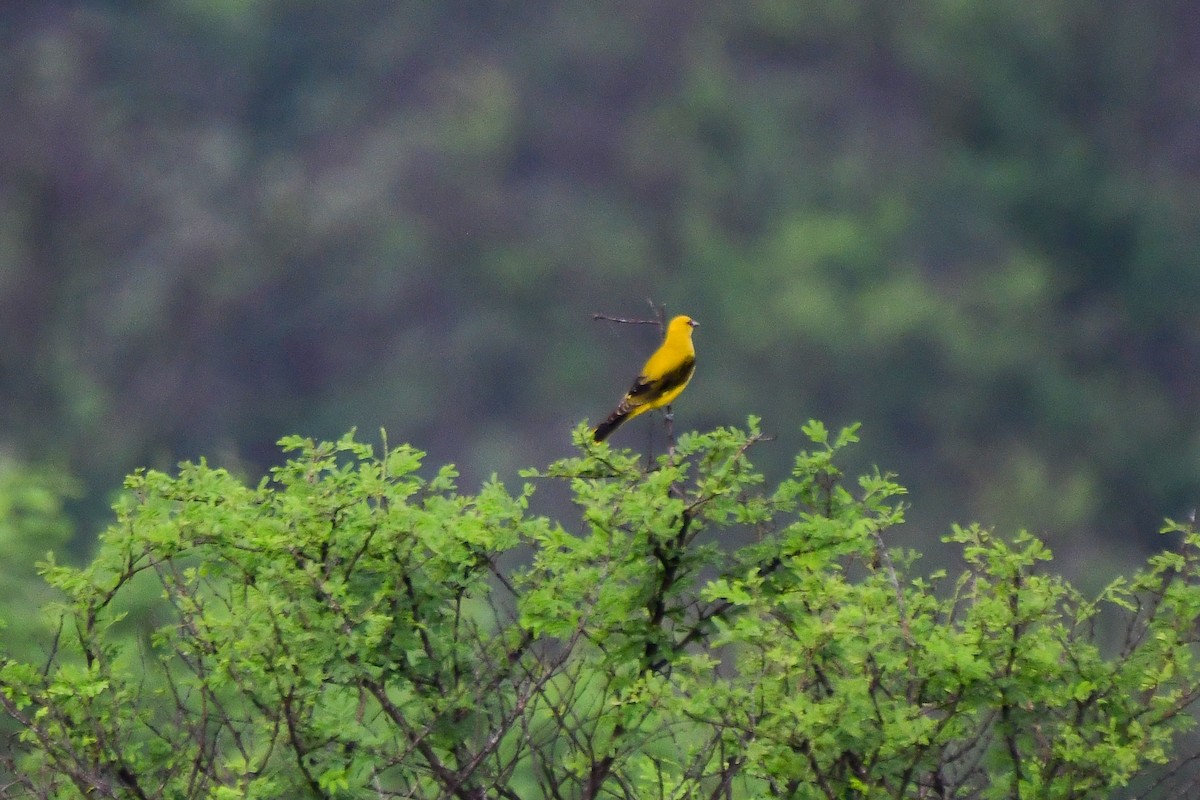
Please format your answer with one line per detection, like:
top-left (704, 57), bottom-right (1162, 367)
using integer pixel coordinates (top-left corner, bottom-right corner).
top-left (4, 1), bottom-right (1199, 583)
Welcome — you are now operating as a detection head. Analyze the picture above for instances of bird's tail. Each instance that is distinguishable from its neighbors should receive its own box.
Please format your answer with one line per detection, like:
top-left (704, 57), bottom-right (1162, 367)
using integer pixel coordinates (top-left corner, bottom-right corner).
top-left (592, 408), bottom-right (630, 442)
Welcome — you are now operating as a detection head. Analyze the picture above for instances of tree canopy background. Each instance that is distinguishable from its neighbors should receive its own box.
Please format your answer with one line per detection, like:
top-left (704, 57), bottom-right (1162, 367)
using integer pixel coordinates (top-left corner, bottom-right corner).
top-left (4, 1), bottom-right (1200, 579)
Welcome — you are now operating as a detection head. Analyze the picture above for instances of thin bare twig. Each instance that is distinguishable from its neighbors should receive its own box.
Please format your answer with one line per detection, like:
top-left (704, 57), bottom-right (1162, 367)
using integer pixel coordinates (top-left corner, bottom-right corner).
top-left (592, 313), bottom-right (662, 327)
top-left (593, 299), bottom-right (667, 329)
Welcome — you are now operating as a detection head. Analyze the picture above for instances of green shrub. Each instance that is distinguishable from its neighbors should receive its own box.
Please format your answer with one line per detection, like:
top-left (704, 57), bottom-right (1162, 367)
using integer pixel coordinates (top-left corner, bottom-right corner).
top-left (2, 421), bottom-right (1198, 798)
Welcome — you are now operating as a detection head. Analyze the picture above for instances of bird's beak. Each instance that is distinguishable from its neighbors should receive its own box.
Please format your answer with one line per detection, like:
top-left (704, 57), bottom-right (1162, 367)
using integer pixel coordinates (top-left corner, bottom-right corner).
top-left (689, 319), bottom-right (699, 328)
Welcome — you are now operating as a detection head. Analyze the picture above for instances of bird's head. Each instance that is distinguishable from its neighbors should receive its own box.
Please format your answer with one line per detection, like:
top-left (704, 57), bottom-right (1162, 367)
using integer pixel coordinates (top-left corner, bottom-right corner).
top-left (668, 315), bottom-right (698, 338)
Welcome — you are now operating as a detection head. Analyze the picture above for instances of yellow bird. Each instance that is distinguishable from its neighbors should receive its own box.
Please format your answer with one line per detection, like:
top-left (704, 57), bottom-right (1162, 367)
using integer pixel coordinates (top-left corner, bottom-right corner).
top-left (593, 315), bottom-right (698, 442)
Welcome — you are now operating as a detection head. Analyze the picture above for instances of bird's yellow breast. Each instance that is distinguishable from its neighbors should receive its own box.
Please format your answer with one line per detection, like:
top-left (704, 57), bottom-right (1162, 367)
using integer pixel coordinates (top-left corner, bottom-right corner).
top-left (641, 316), bottom-right (696, 380)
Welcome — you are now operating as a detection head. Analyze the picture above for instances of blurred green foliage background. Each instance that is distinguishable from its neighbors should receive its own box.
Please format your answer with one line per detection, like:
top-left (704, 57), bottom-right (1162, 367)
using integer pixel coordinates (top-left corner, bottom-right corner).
top-left (3, 1), bottom-right (1200, 582)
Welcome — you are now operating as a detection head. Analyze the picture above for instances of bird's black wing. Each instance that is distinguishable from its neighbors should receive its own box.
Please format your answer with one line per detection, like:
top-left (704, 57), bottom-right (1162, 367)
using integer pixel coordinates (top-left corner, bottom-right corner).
top-left (625, 356), bottom-right (695, 406)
